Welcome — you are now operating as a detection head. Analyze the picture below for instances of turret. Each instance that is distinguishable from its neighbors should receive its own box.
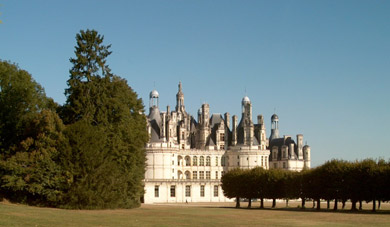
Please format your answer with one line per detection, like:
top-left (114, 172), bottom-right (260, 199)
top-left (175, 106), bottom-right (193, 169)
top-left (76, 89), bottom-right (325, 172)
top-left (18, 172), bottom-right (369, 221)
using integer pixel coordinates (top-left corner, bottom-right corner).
top-left (297, 134), bottom-right (303, 159)
top-left (303, 145), bottom-right (311, 169)
top-left (232, 115), bottom-right (238, 146)
top-left (149, 89), bottom-right (159, 113)
top-left (270, 114), bottom-right (279, 141)
top-left (176, 82), bottom-right (185, 112)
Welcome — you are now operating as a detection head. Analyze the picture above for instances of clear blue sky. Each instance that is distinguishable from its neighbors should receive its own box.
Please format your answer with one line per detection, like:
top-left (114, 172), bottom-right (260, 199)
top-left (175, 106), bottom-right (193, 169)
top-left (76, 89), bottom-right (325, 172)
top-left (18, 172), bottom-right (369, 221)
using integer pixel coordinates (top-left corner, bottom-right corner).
top-left (1, 0), bottom-right (389, 167)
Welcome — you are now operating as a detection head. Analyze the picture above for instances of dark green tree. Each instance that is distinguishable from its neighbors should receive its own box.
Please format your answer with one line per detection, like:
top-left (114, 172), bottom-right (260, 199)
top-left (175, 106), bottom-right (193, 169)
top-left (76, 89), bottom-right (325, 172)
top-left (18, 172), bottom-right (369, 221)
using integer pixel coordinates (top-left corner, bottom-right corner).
top-left (60, 29), bottom-right (148, 209)
top-left (221, 168), bottom-right (245, 208)
top-left (0, 61), bottom-right (66, 205)
top-left (0, 61), bottom-right (56, 155)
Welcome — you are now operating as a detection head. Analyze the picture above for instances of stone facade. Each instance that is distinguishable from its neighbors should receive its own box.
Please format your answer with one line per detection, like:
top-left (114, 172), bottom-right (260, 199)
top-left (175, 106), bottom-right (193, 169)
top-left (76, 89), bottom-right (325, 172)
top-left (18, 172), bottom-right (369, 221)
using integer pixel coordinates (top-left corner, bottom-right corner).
top-left (144, 82), bottom-right (310, 204)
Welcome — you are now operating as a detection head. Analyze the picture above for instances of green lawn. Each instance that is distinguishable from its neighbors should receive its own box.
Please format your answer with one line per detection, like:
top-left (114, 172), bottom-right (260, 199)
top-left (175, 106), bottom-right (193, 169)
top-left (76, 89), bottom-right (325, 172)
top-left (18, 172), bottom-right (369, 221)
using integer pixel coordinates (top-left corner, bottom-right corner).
top-left (0, 201), bottom-right (389, 226)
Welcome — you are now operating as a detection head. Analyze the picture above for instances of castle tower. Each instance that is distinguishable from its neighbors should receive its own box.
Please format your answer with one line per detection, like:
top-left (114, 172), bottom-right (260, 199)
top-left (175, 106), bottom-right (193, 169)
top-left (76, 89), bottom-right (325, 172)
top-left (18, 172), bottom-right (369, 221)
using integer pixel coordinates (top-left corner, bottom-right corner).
top-left (196, 103), bottom-right (210, 149)
top-left (176, 82), bottom-right (185, 113)
top-left (257, 115), bottom-right (267, 150)
top-left (303, 145), bottom-right (311, 169)
top-left (297, 134), bottom-right (304, 159)
top-left (232, 115), bottom-right (238, 146)
top-left (269, 114), bottom-right (279, 141)
top-left (149, 89), bottom-right (159, 111)
top-left (241, 96), bottom-right (253, 145)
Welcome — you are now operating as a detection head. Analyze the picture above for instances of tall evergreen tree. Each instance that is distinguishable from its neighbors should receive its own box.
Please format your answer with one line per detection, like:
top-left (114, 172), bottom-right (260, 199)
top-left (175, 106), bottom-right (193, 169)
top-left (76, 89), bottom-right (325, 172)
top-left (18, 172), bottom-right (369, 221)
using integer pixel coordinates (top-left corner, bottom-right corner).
top-left (60, 29), bottom-right (148, 209)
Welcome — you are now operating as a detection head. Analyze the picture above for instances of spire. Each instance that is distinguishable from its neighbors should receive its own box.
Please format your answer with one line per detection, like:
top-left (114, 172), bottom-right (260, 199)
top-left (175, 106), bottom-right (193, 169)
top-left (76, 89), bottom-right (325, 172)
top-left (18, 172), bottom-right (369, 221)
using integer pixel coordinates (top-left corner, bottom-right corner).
top-left (176, 82), bottom-right (185, 112)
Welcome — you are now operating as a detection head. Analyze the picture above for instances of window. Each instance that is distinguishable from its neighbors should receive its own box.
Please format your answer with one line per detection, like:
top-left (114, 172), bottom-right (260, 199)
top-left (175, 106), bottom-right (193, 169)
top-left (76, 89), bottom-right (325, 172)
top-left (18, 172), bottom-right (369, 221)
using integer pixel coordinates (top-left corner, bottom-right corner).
top-left (185, 171), bottom-right (191, 179)
top-left (170, 185), bottom-right (176, 197)
top-left (199, 171), bottom-right (204, 180)
top-left (181, 132), bottom-right (185, 140)
top-left (206, 171), bottom-right (210, 180)
top-left (154, 185), bottom-right (159, 197)
top-left (185, 185), bottom-right (191, 197)
top-left (182, 144), bottom-right (185, 149)
top-left (261, 156), bottom-right (264, 167)
top-left (206, 156), bottom-right (211, 166)
top-left (220, 144), bottom-right (224, 150)
top-left (200, 156), bottom-right (204, 166)
top-left (221, 157), bottom-right (225, 166)
top-left (221, 171), bottom-right (225, 177)
top-left (273, 163), bottom-right (277, 168)
top-left (220, 133), bottom-right (225, 141)
top-left (193, 171), bottom-right (197, 179)
top-left (215, 156), bottom-right (218, 166)
top-left (193, 156), bottom-right (198, 166)
top-left (200, 185), bottom-right (205, 197)
top-left (283, 162), bottom-right (286, 169)
top-left (185, 156), bottom-right (191, 166)
top-left (215, 171), bottom-right (218, 179)
top-left (214, 185), bottom-right (219, 197)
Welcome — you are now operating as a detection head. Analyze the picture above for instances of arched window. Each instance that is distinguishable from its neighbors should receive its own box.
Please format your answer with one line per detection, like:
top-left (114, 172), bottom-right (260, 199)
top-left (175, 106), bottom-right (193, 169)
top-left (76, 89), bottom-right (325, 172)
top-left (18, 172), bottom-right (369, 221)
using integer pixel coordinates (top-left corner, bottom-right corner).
top-left (177, 155), bottom-right (183, 166)
top-left (178, 170), bottom-right (183, 179)
top-left (193, 156), bottom-right (198, 166)
top-left (185, 156), bottom-right (191, 166)
top-left (185, 171), bottom-right (191, 179)
top-left (206, 156), bottom-right (211, 166)
top-left (200, 156), bottom-right (204, 166)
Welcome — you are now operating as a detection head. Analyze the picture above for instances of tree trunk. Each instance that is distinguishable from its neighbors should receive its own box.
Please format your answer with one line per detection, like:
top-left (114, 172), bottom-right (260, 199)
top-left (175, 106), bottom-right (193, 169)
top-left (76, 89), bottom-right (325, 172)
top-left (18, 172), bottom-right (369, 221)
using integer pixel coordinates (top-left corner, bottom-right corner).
top-left (316, 199), bottom-right (321, 210)
top-left (372, 199), bottom-right (376, 212)
top-left (327, 199), bottom-right (330, 209)
top-left (248, 198), bottom-right (252, 208)
top-left (286, 199), bottom-right (289, 207)
top-left (359, 200), bottom-right (362, 210)
top-left (378, 200), bottom-right (381, 210)
top-left (313, 200), bottom-right (315, 208)
top-left (334, 198), bottom-right (338, 210)
top-left (351, 200), bottom-right (357, 211)
top-left (301, 198), bottom-right (305, 209)
top-left (260, 198), bottom-right (264, 209)
top-left (342, 200), bottom-right (346, 209)
top-left (272, 198), bottom-right (276, 208)
top-left (236, 197), bottom-right (240, 208)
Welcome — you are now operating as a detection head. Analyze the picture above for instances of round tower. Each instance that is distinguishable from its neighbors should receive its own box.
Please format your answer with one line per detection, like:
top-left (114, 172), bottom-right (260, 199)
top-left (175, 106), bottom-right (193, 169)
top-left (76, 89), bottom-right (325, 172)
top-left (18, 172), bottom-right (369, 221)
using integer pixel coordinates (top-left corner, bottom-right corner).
top-left (149, 89), bottom-right (159, 110)
top-left (270, 114), bottom-right (279, 141)
top-left (303, 145), bottom-right (311, 169)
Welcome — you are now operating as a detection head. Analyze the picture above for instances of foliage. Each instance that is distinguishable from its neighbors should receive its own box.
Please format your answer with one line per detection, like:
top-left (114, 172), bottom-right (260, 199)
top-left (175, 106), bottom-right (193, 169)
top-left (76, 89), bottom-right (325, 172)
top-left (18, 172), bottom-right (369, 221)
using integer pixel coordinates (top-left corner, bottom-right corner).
top-left (221, 159), bottom-right (390, 211)
top-left (0, 61), bottom-right (66, 206)
top-left (59, 29), bottom-right (148, 209)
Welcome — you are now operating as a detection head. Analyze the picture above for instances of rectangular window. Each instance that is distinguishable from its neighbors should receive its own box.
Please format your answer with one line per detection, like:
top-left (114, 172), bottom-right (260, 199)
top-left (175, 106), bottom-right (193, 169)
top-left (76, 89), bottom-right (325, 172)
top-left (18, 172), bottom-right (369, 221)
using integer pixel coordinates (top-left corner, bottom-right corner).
top-left (283, 162), bottom-right (286, 169)
top-left (220, 144), bottom-right (224, 150)
top-left (200, 185), bottom-right (205, 197)
top-left (274, 163), bottom-right (277, 168)
top-left (170, 185), bottom-right (176, 197)
top-left (206, 171), bottom-right (210, 180)
top-left (154, 185), bottom-right (159, 197)
top-left (193, 171), bottom-right (197, 179)
top-left (215, 156), bottom-right (218, 166)
top-left (220, 133), bottom-right (225, 141)
top-left (185, 185), bottom-right (191, 197)
top-left (221, 171), bottom-right (225, 177)
top-left (215, 171), bottom-right (218, 179)
top-left (214, 185), bottom-right (218, 197)
top-left (199, 171), bottom-right (204, 180)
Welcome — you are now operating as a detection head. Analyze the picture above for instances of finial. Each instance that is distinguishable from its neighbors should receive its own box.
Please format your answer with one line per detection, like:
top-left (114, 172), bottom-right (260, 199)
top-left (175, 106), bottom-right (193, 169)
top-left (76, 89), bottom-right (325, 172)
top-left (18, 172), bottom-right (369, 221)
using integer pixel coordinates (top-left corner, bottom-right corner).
top-left (178, 81), bottom-right (182, 92)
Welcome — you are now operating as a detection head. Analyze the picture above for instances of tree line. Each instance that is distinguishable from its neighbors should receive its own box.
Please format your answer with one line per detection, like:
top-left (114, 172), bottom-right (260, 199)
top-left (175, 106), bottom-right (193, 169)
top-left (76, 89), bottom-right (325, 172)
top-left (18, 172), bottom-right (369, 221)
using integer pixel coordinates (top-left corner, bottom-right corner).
top-left (221, 159), bottom-right (390, 212)
top-left (0, 30), bottom-right (148, 209)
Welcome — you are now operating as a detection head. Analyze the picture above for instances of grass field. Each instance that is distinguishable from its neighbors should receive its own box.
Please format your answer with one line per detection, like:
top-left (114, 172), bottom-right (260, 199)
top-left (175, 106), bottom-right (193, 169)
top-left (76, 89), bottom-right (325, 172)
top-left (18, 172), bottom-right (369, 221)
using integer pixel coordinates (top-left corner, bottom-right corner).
top-left (1, 200), bottom-right (389, 226)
